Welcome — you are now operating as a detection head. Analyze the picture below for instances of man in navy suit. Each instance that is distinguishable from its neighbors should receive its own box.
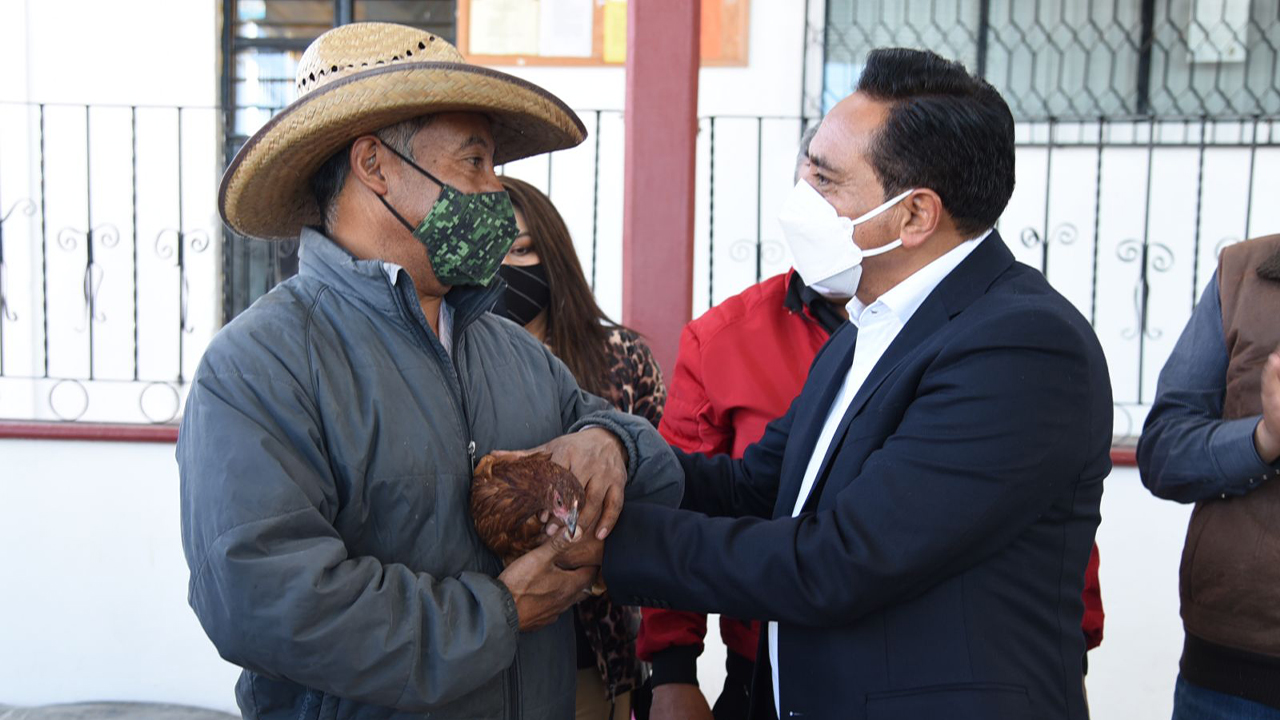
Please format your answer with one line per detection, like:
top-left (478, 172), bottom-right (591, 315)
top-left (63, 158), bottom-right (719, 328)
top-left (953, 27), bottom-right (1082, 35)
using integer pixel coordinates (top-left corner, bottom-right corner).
top-left (560, 49), bottom-right (1112, 720)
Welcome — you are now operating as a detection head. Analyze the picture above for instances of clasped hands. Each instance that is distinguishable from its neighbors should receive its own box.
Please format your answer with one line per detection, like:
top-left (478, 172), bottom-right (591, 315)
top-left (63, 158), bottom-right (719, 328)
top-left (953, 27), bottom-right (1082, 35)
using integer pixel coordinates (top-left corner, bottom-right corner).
top-left (495, 427), bottom-right (621, 631)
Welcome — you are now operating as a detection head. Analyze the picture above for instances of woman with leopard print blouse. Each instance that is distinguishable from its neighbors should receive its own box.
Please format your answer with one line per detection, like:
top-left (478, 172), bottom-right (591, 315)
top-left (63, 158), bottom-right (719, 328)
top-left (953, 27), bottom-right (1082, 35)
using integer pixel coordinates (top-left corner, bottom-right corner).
top-left (496, 176), bottom-right (666, 720)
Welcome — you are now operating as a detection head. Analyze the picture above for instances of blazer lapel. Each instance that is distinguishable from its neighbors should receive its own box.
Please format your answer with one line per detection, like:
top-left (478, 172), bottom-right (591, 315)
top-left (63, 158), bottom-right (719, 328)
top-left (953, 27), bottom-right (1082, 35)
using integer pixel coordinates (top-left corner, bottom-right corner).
top-left (797, 233), bottom-right (1017, 513)
top-left (795, 301), bottom-right (949, 514)
top-left (772, 327), bottom-right (858, 519)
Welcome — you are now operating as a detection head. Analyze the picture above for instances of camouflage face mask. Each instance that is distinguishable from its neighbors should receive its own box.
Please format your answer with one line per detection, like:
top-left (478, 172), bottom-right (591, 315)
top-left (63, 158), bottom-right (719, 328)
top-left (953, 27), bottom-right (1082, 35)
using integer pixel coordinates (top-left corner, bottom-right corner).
top-left (377, 142), bottom-right (518, 287)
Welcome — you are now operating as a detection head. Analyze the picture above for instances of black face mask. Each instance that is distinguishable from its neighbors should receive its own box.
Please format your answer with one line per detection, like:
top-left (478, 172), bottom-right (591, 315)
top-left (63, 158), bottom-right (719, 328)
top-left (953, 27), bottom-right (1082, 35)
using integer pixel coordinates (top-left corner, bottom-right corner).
top-left (495, 263), bottom-right (551, 326)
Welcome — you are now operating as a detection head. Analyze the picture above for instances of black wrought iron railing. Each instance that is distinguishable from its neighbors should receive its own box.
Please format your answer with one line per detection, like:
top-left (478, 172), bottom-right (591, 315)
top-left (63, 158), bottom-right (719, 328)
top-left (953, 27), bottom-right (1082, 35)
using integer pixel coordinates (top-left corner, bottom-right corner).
top-left (696, 112), bottom-right (1280, 438)
top-left (0, 102), bottom-right (220, 424)
top-left (2, 96), bottom-right (1278, 435)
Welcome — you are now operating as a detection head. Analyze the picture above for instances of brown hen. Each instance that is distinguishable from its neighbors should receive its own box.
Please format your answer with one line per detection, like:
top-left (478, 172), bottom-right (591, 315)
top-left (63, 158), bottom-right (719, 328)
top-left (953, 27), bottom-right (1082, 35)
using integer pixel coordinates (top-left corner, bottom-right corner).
top-left (470, 452), bottom-right (585, 562)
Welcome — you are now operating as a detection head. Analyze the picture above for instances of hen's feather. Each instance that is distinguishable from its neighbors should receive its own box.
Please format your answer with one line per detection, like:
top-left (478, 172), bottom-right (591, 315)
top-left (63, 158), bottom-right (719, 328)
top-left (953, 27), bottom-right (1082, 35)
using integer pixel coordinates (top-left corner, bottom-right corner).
top-left (470, 452), bottom-right (584, 561)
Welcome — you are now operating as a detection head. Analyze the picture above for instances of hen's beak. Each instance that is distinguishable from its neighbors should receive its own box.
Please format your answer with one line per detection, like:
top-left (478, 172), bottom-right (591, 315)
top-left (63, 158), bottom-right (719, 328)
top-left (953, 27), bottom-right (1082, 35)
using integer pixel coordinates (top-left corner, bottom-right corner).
top-left (565, 505), bottom-right (579, 539)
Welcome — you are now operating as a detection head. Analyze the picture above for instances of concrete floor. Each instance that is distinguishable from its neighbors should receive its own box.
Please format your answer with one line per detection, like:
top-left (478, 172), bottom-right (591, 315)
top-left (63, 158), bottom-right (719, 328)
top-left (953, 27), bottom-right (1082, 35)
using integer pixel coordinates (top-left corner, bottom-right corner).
top-left (0, 704), bottom-right (236, 719)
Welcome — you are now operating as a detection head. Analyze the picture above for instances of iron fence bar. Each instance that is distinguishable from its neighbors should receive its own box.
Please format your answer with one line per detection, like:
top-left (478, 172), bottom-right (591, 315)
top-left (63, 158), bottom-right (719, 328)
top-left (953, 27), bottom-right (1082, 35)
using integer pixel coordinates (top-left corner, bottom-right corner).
top-left (1137, 118), bottom-right (1157, 405)
top-left (820, 0), bottom-right (833, 115)
top-left (335, 0), bottom-right (353, 26)
top-left (0, 100), bottom-right (229, 110)
top-left (976, 0), bottom-right (991, 78)
top-left (701, 113), bottom-right (848, 121)
top-left (39, 104), bottom-right (49, 378)
top-left (708, 117), bottom-right (716, 309)
top-left (0, 373), bottom-right (186, 383)
top-left (221, 0), bottom-right (236, 140)
top-left (691, 112), bottom-right (1269, 124)
top-left (1013, 139), bottom-right (1280, 148)
top-left (1089, 118), bottom-right (1105, 326)
top-left (1244, 116), bottom-right (1259, 240)
top-left (221, 0), bottom-right (235, 326)
top-left (243, 214), bottom-right (253, 321)
top-left (1136, 0), bottom-right (1157, 115)
top-left (177, 107), bottom-right (187, 384)
top-left (85, 105), bottom-right (96, 382)
top-left (234, 37), bottom-right (313, 51)
top-left (799, 0), bottom-right (812, 118)
top-left (590, 110), bottom-right (601, 292)
top-left (132, 107), bottom-right (140, 381)
top-left (1041, 119), bottom-right (1055, 275)
top-left (1190, 117), bottom-right (1207, 309)
top-left (221, 230), bottom-right (234, 328)
top-left (545, 152), bottom-right (553, 198)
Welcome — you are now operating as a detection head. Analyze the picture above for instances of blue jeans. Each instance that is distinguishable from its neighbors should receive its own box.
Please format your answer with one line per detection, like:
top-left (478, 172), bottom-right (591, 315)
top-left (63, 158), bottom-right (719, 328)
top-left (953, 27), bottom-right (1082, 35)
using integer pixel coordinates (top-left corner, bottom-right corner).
top-left (1174, 676), bottom-right (1280, 720)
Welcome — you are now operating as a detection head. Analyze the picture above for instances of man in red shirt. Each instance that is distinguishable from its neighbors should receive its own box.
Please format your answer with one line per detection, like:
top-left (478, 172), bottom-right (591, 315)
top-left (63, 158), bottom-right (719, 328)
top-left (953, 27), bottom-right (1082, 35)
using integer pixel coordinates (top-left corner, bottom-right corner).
top-left (640, 129), bottom-right (1104, 720)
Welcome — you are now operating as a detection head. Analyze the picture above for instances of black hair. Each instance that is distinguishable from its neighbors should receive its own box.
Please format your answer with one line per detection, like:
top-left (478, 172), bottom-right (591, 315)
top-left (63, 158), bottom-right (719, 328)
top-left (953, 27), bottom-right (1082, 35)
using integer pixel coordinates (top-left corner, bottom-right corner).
top-left (856, 48), bottom-right (1015, 237)
top-left (308, 115), bottom-right (434, 231)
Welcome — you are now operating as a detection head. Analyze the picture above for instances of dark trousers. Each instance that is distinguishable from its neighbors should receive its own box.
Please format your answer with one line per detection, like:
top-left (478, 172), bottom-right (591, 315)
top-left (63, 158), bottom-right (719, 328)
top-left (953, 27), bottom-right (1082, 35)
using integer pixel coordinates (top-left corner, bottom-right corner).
top-left (1174, 676), bottom-right (1280, 720)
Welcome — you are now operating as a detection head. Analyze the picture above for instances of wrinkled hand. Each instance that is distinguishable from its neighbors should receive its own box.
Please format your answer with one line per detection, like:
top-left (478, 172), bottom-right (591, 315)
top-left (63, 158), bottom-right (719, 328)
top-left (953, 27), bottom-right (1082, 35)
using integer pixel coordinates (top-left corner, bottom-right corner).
top-left (493, 427), bottom-right (627, 539)
top-left (1256, 349), bottom-right (1280, 464)
top-left (650, 684), bottom-right (714, 720)
top-left (498, 528), bottom-right (597, 632)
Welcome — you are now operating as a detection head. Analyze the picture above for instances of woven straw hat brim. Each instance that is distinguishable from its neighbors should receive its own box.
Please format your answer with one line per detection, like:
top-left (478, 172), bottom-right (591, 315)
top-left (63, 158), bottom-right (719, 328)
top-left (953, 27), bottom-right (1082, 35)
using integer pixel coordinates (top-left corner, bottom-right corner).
top-left (220, 62), bottom-right (587, 241)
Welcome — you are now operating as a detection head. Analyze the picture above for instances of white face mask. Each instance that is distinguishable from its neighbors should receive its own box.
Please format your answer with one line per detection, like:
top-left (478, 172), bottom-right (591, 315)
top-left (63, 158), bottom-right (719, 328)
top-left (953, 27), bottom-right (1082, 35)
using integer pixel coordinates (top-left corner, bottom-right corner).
top-left (779, 180), bottom-right (914, 299)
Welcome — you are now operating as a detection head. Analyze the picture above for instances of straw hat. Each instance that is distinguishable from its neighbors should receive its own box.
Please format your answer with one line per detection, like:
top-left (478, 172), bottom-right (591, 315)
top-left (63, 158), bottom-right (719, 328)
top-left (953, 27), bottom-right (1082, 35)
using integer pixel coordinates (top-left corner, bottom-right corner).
top-left (219, 22), bottom-right (587, 240)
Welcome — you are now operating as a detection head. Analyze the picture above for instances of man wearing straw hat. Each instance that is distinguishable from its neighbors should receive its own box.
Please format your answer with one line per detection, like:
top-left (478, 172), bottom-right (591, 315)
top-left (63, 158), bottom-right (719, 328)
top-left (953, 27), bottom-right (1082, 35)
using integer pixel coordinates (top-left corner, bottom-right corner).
top-left (177, 22), bottom-right (681, 720)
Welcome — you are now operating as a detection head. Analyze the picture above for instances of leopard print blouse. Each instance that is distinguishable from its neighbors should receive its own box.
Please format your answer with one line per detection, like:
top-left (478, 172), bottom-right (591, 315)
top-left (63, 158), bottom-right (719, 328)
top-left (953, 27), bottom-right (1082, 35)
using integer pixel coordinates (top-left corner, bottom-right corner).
top-left (577, 326), bottom-right (666, 700)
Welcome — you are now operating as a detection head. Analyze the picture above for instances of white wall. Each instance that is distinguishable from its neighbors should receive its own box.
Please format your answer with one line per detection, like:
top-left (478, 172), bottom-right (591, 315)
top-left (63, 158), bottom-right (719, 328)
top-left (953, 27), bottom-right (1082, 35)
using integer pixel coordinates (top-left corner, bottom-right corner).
top-left (1089, 466), bottom-right (1192, 719)
top-left (0, 438), bottom-right (241, 714)
top-left (0, 436), bottom-right (1193, 719)
top-left (3, 0), bottom-right (217, 107)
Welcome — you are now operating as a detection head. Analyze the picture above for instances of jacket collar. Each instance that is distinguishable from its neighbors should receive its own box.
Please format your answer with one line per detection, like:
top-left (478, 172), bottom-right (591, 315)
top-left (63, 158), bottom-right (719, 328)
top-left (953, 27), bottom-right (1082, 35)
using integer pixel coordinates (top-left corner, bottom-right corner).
top-left (834, 230), bottom-right (1015, 423)
top-left (297, 227), bottom-right (502, 336)
top-left (776, 231), bottom-right (1016, 516)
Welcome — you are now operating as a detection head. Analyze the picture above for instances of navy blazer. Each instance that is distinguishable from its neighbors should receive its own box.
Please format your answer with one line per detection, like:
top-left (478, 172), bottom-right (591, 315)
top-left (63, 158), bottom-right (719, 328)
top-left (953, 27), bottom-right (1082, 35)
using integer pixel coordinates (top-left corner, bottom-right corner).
top-left (604, 234), bottom-right (1112, 720)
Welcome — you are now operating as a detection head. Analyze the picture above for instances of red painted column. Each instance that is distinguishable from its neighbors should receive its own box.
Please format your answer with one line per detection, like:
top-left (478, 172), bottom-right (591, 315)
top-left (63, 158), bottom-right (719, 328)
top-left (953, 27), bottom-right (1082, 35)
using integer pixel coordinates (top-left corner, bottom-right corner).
top-left (622, 0), bottom-right (700, 378)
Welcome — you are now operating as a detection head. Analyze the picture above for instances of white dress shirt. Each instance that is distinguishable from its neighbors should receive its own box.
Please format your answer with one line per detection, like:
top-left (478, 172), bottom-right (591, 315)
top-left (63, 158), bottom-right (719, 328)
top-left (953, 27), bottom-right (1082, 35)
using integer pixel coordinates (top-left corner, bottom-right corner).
top-left (770, 230), bottom-right (990, 716)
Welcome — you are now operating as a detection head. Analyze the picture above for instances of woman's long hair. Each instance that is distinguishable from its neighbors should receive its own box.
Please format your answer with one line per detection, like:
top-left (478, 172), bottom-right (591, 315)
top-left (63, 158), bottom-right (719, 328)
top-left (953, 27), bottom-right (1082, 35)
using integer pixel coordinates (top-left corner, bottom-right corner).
top-left (499, 176), bottom-right (619, 398)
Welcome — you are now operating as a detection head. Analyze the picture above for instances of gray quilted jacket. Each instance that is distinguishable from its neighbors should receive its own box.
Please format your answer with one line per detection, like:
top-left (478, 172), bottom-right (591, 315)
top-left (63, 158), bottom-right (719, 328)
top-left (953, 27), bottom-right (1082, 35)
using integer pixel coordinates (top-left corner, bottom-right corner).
top-left (177, 228), bottom-right (682, 720)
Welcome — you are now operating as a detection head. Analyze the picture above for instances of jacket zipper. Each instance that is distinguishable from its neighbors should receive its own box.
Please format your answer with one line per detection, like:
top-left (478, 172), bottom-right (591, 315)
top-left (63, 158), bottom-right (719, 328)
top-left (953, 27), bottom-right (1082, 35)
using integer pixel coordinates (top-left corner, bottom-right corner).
top-left (451, 335), bottom-right (478, 472)
top-left (389, 279), bottom-right (517, 716)
top-left (388, 281), bottom-right (476, 470)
